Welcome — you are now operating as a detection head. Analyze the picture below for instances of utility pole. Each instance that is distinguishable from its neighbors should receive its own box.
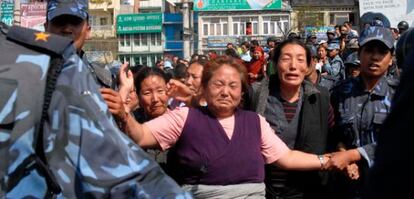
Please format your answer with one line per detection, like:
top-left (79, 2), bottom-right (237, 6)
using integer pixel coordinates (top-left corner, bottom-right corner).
top-left (182, 0), bottom-right (191, 60)
top-left (13, 0), bottom-right (20, 26)
top-left (133, 0), bottom-right (140, 13)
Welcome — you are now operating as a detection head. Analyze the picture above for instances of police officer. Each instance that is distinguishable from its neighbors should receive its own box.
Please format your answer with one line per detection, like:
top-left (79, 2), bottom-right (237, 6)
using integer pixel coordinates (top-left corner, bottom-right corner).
top-left (344, 52), bottom-right (360, 78)
top-left (397, 20), bottom-right (409, 35)
top-left (326, 42), bottom-right (345, 81)
top-left (326, 26), bottom-right (397, 199)
top-left (0, 22), bottom-right (189, 198)
top-left (366, 28), bottom-right (414, 199)
top-left (44, 0), bottom-right (114, 89)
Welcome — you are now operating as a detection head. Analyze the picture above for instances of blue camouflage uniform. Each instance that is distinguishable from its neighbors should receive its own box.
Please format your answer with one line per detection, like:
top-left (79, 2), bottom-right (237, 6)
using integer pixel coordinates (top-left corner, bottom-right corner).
top-left (329, 25), bottom-right (399, 199)
top-left (331, 76), bottom-right (397, 166)
top-left (326, 43), bottom-right (345, 81)
top-left (0, 23), bottom-right (191, 198)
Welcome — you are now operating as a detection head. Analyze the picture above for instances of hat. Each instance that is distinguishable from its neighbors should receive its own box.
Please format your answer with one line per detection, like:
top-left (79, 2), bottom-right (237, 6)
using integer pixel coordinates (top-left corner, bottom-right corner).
top-left (307, 33), bottom-right (317, 39)
top-left (359, 26), bottom-right (395, 49)
top-left (327, 43), bottom-right (340, 50)
top-left (371, 19), bottom-right (384, 27)
top-left (47, 0), bottom-right (89, 21)
top-left (346, 38), bottom-right (359, 49)
top-left (318, 40), bottom-right (327, 45)
top-left (327, 30), bottom-right (336, 35)
top-left (164, 60), bottom-right (173, 69)
top-left (344, 52), bottom-right (360, 66)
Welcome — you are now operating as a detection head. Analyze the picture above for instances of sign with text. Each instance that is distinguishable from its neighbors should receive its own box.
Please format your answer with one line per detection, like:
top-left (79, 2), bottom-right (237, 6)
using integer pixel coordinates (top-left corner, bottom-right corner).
top-left (359, 0), bottom-right (414, 28)
top-left (194, 0), bottom-right (282, 11)
top-left (1, 1), bottom-right (14, 26)
top-left (116, 13), bottom-right (162, 34)
top-left (20, 2), bottom-right (47, 31)
top-left (304, 26), bottom-right (335, 42)
top-left (207, 36), bottom-right (238, 47)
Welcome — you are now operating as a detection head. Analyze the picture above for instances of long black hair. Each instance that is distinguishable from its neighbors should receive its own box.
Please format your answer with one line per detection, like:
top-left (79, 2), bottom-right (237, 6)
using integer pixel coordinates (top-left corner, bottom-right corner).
top-left (272, 38), bottom-right (312, 68)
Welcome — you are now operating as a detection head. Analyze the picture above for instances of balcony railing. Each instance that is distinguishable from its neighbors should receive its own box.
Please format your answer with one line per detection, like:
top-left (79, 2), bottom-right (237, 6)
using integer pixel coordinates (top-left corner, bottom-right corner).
top-left (140, 0), bottom-right (162, 8)
top-left (165, 41), bottom-right (183, 50)
top-left (90, 25), bottom-right (115, 38)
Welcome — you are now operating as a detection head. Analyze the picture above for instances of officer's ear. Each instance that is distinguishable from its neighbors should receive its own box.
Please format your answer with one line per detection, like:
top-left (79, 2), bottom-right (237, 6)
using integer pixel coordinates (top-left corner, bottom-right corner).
top-left (44, 22), bottom-right (48, 31)
top-left (85, 24), bottom-right (92, 40)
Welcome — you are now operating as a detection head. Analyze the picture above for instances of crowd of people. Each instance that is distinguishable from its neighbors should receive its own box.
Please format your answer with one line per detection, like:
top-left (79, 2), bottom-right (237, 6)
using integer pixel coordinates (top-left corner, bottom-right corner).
top-left (99, 18), bottom-right (410, 198)
top-left (1, 0), bottom-right (413, 198)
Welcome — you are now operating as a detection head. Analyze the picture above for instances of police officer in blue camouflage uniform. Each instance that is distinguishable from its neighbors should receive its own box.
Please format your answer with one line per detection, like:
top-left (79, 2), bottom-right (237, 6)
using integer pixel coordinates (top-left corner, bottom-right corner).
top-left (326, 26), bottom-right (398, 199)
top-left (0, 20), bottom-right (190, 199)
top-left (326, 42), bottom-right (345, 81)
top-left (45, 0), bottom-right (114, 89)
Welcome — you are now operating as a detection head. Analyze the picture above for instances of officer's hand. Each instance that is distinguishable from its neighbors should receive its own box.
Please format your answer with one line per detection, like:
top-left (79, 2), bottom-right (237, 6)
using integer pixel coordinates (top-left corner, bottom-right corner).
top-left (346, 163), bottom-right (360, 180)
top-left (322, 149), bottom-right (361, 171)
top-left (100, 88), bottom-right (128, 121)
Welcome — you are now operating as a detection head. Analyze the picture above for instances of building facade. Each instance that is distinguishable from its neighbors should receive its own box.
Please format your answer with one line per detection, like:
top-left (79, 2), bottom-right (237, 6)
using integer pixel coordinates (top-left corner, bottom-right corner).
top-left (290, 0), bottom-right (359, 33)
top-left (85, 0), bottom-right (120, 64)
top-left (164, 12), bottom-right (198, 59)
top-left (194, 0), bottom-right (291, 54)
top-left (117, 0), bottom-right (163, 67)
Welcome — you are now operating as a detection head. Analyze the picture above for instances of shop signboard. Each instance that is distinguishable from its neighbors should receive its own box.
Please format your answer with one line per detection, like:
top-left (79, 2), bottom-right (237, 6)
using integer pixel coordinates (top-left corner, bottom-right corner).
top-left (304, 26), bottom-right (335, 42)
top-left (207, 36), bottom-right (238, 47)
top-left (117, 13), bottom-right (162, 34)
top-left (194, 0), bottom-right (282, 11)
top-left (1, 1), bottom-right (14, 26)
top-left (20, 2), bottom-right (47, 31)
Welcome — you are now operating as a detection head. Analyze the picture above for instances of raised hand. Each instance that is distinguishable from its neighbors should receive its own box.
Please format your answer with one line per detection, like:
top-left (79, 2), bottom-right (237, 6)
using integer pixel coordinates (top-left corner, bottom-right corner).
top-left (118, 62), bottom-right (134, 103)
top-left (167, 79), bottom-right (193, 104)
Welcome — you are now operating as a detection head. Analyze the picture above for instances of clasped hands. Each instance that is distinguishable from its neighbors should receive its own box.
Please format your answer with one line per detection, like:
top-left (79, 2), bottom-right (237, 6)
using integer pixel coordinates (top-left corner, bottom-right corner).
top-left (321, 149), bottom-right (361, 180)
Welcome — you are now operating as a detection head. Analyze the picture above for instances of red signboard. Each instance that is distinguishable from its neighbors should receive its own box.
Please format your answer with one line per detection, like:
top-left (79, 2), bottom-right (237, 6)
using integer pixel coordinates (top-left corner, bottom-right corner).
top-left (20, 2), bottom-right (46, 31)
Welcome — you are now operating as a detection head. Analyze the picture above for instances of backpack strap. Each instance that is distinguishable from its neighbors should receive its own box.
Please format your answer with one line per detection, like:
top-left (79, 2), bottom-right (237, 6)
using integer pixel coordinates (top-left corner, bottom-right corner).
top-left (36, 56), bottom-right (65, 196)
top-left (6, 56), bottom-right (64, 197)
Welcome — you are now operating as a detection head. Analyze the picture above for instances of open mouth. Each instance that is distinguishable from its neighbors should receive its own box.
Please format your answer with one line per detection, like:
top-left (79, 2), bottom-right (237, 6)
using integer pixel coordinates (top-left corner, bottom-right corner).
top-left (285, 74), bottom-right (299, 80)
top-left (368, 63), bottom-right (380, 70)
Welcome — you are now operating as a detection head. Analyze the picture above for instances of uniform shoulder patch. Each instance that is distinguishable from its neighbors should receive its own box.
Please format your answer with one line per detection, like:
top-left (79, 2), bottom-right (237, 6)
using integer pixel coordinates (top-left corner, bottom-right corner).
top-left (6, 26), bottom-right (73, 56)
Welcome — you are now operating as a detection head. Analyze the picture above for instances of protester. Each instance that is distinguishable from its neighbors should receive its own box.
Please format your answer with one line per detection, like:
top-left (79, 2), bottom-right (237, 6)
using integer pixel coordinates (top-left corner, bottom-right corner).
top-left (252, 39), bottom-right (333, 199)
top-left (240, 41), bottom-right (252, 62)
top-left (247, 46), bottom-right (266, 84)
top-left (114, 55), bottom-right (330, 198)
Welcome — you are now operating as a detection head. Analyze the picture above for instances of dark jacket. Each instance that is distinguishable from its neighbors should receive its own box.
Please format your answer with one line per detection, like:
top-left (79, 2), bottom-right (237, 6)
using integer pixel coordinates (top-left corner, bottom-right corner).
top-left (252, 75), bottom-right (331, 199)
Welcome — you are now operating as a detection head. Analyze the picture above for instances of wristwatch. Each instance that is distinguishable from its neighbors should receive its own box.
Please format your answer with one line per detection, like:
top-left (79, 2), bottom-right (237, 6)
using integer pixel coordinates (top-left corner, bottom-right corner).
top-left (317, 155), bottom-right (325, 167)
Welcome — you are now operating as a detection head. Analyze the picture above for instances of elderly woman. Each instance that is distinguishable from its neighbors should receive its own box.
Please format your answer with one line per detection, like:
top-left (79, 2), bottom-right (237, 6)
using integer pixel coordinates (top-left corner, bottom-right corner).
top-left (102, 66), bottom-right (171, 167)
top-left (169, 59), bottom-right (209, 109)
top-left (252, 39), bottom-right (334, 199)
top-left (113, 56), bottom-right (329, 198)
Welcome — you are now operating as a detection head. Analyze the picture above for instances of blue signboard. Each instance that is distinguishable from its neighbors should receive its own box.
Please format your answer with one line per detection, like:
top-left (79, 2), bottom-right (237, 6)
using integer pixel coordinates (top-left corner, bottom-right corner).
top-left (1, 1), bottom-right (14, 26)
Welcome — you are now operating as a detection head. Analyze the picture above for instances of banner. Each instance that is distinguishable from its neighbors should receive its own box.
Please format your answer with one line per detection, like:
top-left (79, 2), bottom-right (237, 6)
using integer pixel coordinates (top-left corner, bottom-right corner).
top-left (207, 36), bottom-right (238, 47)
top-left (359, 0), bottom-right (414, 28)
top-left (117, 13), bottom-right (162, 34)
top-left (304, 26), bottom-right (335, 42)
top-left (20, 2), bottom-right (47, 31)
top-left (0, 1), bottom-right (14, 26)
top-left (194, 0), bottom-right (282, 11)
